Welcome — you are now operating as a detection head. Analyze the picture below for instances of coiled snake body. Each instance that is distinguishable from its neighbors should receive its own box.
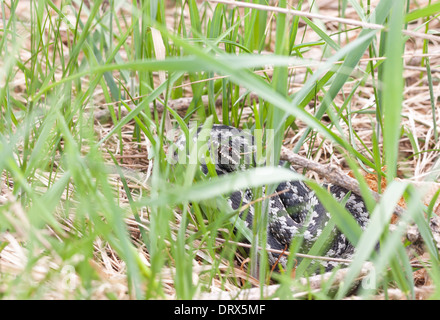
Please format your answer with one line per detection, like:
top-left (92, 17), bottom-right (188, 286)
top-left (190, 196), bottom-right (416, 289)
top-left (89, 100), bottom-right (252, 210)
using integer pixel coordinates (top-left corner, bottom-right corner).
top-left (176, 125), bottom-right (370, 271)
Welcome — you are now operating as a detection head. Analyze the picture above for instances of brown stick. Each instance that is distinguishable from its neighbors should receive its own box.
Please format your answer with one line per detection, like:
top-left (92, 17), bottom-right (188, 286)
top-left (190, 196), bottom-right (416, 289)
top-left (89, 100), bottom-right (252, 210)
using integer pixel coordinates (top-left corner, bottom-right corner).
top-left (280, 146), bottom-right (405, 216)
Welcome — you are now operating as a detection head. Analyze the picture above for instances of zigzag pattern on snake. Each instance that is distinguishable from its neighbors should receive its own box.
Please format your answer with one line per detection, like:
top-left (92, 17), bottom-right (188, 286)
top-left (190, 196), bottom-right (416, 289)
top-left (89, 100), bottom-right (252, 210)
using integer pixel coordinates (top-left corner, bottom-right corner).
top-left (175, 124), bottom-right (370, 271)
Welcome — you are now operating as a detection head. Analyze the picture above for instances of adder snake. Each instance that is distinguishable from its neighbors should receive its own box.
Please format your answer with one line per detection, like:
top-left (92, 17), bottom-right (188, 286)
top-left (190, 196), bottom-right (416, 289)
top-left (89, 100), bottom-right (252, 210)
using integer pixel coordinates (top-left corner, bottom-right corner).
top-left (175, 124), bottom-right (370, 272)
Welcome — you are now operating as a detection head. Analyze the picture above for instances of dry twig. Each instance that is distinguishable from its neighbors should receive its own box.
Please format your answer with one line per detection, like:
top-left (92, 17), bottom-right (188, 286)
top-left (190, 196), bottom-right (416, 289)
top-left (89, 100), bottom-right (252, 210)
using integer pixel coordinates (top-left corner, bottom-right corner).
top-left (280, 146), bottom-right (406, 216)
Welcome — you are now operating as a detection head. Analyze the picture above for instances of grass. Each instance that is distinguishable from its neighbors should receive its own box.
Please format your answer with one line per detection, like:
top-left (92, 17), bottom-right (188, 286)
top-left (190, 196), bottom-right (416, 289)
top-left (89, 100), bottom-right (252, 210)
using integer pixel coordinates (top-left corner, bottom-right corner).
top-left (0, 0), bottom-right (440, 299)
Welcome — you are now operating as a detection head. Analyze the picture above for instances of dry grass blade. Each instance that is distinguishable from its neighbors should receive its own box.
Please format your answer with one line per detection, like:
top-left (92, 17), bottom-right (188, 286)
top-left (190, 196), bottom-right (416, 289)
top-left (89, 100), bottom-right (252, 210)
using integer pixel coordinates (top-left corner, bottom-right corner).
top-left (210, 0), bottom-right (440, 42)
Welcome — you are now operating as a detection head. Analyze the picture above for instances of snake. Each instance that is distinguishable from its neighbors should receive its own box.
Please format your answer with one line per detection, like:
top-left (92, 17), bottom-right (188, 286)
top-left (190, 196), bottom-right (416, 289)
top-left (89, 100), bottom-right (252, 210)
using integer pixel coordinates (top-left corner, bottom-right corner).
top-left (175, 124), bottom-right (370, 272)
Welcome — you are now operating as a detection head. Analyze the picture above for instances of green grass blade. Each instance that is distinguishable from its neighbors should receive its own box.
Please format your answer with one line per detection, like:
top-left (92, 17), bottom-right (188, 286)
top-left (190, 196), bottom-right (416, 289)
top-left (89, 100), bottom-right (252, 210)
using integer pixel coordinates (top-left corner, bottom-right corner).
top-left (382, 1), bottom-right (405, 182)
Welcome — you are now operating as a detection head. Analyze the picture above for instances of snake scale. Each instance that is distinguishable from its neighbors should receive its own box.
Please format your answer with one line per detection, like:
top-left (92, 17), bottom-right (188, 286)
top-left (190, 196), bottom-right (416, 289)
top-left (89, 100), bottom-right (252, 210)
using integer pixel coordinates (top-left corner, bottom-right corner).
top-left (176, 124), bottom-right (370, 272)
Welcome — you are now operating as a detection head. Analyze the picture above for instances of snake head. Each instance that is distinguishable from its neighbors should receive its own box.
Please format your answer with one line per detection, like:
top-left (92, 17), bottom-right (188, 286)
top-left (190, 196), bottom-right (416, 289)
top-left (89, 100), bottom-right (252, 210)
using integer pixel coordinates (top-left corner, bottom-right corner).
top-left (212, 128), bottom-right (257, 173)
top-left (173, 124), bottom-right (258, 174)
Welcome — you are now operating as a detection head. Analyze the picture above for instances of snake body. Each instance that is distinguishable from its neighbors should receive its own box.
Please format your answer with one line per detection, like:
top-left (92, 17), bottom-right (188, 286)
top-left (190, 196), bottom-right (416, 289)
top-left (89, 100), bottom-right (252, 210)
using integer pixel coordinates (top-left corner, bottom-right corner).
top-left (176, 125), bottom-right (370, 271)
